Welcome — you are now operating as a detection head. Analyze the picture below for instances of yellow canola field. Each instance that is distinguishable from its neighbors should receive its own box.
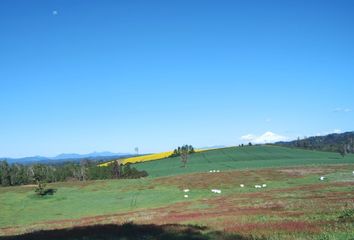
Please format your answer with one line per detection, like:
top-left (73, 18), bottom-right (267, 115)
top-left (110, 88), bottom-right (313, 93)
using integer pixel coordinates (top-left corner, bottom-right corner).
top-left (98, 149), bottom-right (207, 167)
top-left (98, 151), bottom-right (173, 167)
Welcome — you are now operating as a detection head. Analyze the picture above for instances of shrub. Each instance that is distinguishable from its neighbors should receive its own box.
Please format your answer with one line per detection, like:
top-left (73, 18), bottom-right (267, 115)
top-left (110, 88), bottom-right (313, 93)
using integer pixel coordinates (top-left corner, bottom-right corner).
top-left (35, 182), bottom-right (57, 196)
top-left (121, 164), bottom-right (148, 179)
top-left (338, 208), bottom-right (354, 222)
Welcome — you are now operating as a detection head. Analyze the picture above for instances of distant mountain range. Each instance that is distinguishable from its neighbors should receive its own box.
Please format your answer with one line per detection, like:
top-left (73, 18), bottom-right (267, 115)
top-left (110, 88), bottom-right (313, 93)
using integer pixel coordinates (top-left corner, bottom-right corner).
top-left (0, 152), bottom-right (131, 164)
top-left (276, 131), bottom-right (354, 153)
top-left (52, 151), bottom-right (128, 160)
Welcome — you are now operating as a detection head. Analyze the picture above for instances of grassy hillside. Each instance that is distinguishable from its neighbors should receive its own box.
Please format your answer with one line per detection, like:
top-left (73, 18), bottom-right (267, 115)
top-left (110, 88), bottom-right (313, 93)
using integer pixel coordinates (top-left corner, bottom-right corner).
top-left (132, 145), bottom-right (354, 177)
top-left (1, 146), bottom-right (354, 239)
top-left (1, 164), bottom-right (354, 239)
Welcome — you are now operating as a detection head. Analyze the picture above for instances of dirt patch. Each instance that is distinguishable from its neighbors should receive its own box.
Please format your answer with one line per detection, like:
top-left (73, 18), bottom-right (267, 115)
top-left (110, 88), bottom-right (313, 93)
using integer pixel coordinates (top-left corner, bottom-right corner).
top-left (153, 169), bottom-right (294, 189)
top-left (277, 165), bottom-right (353, 177)
top-left (278, 168), bottom-right (328, 176)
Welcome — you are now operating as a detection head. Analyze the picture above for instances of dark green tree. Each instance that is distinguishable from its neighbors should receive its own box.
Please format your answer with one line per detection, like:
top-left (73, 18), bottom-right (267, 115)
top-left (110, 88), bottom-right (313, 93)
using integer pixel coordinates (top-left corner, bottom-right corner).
top-left (79, 160), bottom-right (89, 181)
top-left (170, 145), bottom-right (195, 158)
top-left (188, 145), bottom-right (195, 153)
top-left (111, 160), bottom-right (121, 179)
top-left (338, 144), bottom-right (347, 157)
top-left (31, 164), bottom-right (51, 196)
top-left (0, 161), bottom-right (11, 186)
top-left (10, 164), bottom-right (29, 186)
top-left (296, 137), bottom-right (301, 147)
top-left (180, 145), bottom-right (189, 168)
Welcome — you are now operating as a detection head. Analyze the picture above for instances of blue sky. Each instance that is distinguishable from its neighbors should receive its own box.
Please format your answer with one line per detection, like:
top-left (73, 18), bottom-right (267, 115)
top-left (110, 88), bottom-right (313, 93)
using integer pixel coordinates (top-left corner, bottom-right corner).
top-left (0, 0), bottom-right (353, 157)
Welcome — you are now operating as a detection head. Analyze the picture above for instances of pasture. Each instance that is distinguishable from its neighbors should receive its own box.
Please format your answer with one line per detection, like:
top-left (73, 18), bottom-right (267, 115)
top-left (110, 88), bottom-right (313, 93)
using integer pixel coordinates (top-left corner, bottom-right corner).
top-left (132, 145), bottom-right (354, 177)
top-left (1, 146), bottom-right (354, 239)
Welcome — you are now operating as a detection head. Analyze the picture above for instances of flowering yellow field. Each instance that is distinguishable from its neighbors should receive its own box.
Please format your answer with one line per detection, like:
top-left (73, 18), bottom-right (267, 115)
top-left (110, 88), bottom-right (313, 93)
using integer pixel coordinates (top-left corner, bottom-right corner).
top-left (98, 149), bottom-right (207, 167)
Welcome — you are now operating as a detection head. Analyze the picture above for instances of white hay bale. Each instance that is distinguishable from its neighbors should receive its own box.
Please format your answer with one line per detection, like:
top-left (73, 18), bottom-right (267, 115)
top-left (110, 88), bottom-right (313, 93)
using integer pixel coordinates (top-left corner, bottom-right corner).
top-left (184, 194), bottom-right (189, 198)
top-left (240, 184), bottom-right (245, 188)
top-left (183, 189), bottom-right (190, 193)
top-left (320, 176), bottom-right (325, 181)
top-left (255, 185), bottom-right (262, 188)
top-left (262, 184), bottom-right (267, 188)
top-left (211, 189), bottom-right (221, 194)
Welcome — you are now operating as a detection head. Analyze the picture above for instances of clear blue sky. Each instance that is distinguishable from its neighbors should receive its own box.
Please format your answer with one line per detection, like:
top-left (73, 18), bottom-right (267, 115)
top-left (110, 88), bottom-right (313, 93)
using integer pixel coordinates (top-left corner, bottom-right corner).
top-left (1, 0), bottom-right (353, 157)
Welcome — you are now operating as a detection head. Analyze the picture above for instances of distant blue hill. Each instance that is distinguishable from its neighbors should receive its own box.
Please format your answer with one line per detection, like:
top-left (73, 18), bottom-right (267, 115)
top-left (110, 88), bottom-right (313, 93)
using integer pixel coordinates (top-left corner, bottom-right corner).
top-left (0, 152), bottom-right (131, 164)
top-left (52, 151), bottom-right (124, 160)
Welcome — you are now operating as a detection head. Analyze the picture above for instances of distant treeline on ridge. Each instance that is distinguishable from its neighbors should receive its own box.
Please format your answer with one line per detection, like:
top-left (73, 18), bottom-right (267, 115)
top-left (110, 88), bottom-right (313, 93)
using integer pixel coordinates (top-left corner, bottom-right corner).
top-left (0, 160), bottom-right (148, 187)
top-left (276, 131), bottom-right (354, 156)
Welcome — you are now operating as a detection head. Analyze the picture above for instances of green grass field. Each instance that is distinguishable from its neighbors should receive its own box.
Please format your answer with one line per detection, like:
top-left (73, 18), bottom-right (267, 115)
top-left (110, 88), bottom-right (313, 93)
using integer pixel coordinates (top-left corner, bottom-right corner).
top-left (1, 146), bottom-right (354, 239)
top-left (133, 145), bottom-right (354, 177)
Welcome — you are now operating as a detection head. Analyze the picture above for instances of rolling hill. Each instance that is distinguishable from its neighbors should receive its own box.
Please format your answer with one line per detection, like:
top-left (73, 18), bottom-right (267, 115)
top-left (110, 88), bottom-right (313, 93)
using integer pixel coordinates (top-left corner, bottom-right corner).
top-left (0, 145), bottom-right (354, 240)
top-left (1, 145), bottom-right (354, 239)
top-left (129, 145), bottom-right (354, 177)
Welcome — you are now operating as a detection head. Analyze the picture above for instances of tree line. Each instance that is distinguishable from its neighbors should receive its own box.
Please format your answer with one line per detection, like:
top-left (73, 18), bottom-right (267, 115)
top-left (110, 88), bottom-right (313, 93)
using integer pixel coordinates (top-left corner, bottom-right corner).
top-left (170, 145), bottom-right (195, 158)
top-left (276, 132), bottom-right (354, 157)
top-left (0, 160), bottom-right (148, 187)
